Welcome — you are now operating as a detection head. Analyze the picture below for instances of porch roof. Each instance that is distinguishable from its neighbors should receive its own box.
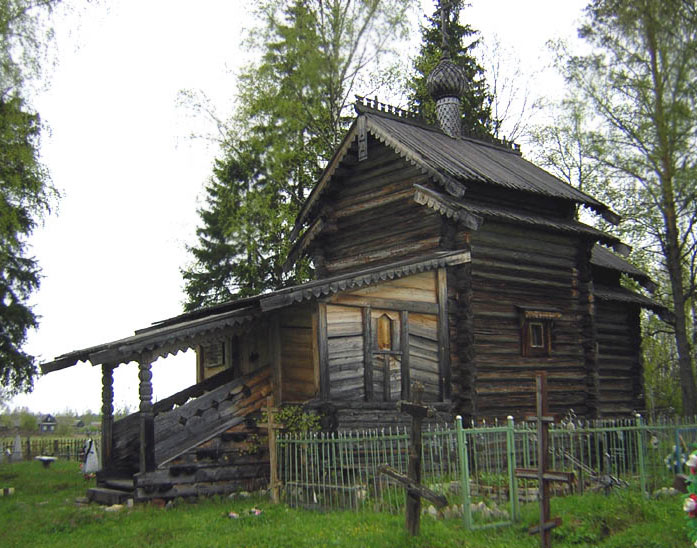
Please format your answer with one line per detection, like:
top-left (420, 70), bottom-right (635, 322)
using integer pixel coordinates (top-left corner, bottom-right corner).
top-left (41, 249), bottom-right (470, 374)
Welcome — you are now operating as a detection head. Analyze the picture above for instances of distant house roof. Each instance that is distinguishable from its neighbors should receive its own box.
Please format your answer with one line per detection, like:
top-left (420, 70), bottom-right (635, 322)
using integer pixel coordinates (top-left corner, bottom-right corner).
top-left (39, 414), bottom-right (56, 424)
top-left (293, 102), bottom-right (619, 239)
top-left (41, 249), bottom-right (470, 374)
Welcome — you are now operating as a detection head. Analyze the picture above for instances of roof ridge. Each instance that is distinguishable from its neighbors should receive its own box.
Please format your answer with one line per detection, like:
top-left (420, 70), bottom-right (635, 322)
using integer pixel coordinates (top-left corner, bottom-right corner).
top-left (354, 96), bottom-right (522, 155)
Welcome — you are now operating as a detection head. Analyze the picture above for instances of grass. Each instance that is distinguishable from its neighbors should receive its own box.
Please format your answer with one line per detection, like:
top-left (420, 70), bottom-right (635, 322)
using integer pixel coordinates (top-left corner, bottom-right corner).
top-left (0, 460), bottom-right (686, 547)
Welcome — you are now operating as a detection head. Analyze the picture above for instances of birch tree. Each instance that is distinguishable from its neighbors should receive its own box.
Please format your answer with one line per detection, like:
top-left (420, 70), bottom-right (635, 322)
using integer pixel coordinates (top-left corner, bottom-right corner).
top-left (558, 0), bottom-right (697, 414)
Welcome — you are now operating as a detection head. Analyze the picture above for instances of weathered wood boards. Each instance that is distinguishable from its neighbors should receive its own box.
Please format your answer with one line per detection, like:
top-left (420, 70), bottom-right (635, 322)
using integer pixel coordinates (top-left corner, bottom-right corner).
top-left (322, 271), bottom-right (444, 405)
top-left (314, 141), bottom-right (443, 276)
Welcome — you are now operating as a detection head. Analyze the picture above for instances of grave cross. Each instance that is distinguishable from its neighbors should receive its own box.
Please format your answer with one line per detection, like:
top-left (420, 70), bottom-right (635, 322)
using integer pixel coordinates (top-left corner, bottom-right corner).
top-left (257, 395), bottom-right (284, 504)
top-left (515, 372), bottom-right (574, 548)
top-left (379, 382), bottom-right (447, 536)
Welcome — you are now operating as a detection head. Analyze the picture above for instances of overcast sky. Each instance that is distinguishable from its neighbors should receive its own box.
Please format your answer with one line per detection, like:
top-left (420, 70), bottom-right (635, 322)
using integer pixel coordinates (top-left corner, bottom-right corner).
top-left (7, 0), bottom-right (588, 415)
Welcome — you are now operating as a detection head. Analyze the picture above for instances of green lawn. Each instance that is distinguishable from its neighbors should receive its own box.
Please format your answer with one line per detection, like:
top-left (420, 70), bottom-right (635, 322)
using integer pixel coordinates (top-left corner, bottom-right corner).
top-left (0, 460), bottom-right (685, 547)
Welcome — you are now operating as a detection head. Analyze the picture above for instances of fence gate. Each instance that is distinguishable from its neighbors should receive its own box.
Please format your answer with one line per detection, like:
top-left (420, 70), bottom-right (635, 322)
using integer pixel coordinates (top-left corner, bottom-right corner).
top-left (455, 416), bottom-right (518, 530)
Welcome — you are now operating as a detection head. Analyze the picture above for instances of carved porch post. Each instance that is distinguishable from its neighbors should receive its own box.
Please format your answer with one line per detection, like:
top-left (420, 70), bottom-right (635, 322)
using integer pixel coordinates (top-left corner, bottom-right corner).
top-left (138, 354), bottom-right (155, 473)
top-left (100, 363), bottom-right (115, 470)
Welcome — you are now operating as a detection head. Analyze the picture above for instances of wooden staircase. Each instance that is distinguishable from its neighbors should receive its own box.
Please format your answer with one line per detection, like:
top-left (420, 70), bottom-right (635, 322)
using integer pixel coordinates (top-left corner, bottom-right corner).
top-left (88, 367), bottom-right (272, 504)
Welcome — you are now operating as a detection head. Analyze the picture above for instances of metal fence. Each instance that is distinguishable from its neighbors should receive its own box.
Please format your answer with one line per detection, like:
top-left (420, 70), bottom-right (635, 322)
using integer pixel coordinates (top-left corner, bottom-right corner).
top-left (277, 415), bottom-right (695, 529)
top-left (0, 437), bottom-right (100, 462)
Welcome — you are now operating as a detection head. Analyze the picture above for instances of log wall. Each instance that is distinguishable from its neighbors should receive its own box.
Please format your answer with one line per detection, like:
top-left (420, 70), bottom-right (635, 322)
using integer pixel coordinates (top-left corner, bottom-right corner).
top-left (316, 142), bottom-right (442, 276)
top-left (596, 300), bottom-right (644, 415)
top-left (467, 221), bottom-right (587, 418)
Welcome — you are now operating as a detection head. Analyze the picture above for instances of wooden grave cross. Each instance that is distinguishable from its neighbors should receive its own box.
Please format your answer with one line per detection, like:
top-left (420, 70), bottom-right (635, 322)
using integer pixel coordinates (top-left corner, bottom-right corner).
top-left (379, 382), bottom-right (447, 536)
top-left (257, 395), bottom-right (285, 504)
top-left (514, 372), bottom-right (574, 548)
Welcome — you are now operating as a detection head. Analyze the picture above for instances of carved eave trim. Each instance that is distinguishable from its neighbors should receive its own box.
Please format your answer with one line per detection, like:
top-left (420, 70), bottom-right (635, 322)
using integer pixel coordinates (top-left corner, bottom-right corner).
top-left (284, 217), bottom-right (325, 272)
top-left (413, 184), bottom-right (483, 231)
top-left (42, 309), bottom-right (260, 373)
top-left (364, 120), bottom-right (467, 199)
top-left (291, 123), bottom-right (359, 241)
top-left (43, 251), bottom-right (472, 374)
top-left (88, 313), bottom-right (258, 366)
top-left (292, 115), bottom-right (469, 241)
top-left (261, 250), bottom-right (470, 312)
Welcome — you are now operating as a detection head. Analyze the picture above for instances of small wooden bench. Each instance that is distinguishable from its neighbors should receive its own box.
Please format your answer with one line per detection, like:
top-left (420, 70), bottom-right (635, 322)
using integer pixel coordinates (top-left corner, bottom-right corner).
top-left (34, 456), bottom-right (57, 469)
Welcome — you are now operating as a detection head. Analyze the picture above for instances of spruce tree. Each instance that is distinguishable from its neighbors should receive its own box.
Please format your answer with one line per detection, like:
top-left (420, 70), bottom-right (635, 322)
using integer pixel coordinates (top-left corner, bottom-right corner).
top-left (182, 0), bottom-right (414, 309)
top-left (407, 0), bottom-right (493, 135)
top-left (0, 0), bottom-right (60, 393)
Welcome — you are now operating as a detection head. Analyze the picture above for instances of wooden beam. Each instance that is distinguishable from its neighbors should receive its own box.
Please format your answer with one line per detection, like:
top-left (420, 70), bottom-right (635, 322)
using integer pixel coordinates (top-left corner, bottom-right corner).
top-left (326, 294), bottom-right (439, 315)
top-left (312, 309), bottom-right (321, 395)
top-left (378, 465), bottom-right (447, 508)
top-left (400, 311), bottom-right (410, 401)
top-left (436, 268), bottom-right (451, 401)
top-left (271, 315), bottom-right (282, 404)
top-left (195, 344), bottom-right (204, 383)
top-left (138, 354), bottom-right (155, 474)
top-left (318, 303), bottom-right (330, 400)
top-left (363, 307), bottom-right (373, 401)
top-left (100, 363), bottom-right (115, 471)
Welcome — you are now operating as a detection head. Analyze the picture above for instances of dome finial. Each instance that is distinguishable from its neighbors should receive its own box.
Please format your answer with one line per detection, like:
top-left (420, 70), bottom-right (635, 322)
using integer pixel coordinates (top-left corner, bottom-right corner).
top-left (426, 1), bottom-right (467, 138)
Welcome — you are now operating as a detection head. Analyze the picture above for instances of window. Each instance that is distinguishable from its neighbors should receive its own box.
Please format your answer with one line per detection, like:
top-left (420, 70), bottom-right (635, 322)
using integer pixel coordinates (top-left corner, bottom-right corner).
top-left (518, 308), bottom-right (561, 357)
top-left (372, 312), bottom-right (402, 401)
top-left (376, 313), bottom-right (393, 351)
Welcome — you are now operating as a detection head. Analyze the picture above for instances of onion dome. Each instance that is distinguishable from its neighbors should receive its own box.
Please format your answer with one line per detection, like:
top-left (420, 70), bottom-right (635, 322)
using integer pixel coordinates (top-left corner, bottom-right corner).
top-left (426, 54), bottom-right (467, 101)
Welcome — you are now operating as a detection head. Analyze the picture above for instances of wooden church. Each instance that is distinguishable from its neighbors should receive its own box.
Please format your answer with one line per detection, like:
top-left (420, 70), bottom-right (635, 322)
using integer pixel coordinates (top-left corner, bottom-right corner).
top-left (41, 49), bottom-right (666, 502)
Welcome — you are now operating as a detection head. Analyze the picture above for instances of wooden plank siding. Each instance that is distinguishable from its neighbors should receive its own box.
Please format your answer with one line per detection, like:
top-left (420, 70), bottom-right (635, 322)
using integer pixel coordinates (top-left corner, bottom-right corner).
top-left (467, 221), bottom-right (588, 418)
top-left (279, 304), bottom-right (317, 402)
top-left (595, 300), bottom-right (644, 415)
top-left (323, 271), bottom-right (444, 404)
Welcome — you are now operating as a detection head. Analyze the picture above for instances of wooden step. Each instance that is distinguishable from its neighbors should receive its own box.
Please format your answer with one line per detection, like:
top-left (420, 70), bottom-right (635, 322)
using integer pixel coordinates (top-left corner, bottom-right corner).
top-left (87, 487), bottom-right (133, 505)
top-left (102, 478), bottom-right (134, 491)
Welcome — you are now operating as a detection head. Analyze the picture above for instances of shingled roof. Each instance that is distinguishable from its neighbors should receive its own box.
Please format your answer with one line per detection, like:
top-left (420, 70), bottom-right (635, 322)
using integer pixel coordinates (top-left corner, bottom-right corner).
top-left (292, 102), bottom-right (620, 239)
top-left (591, 244), bottom-right (656, 292)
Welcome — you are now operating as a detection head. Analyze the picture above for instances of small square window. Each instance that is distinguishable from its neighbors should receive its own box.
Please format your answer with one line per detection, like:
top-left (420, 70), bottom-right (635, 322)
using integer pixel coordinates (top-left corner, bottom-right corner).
top-left (518, 307), bottom-right (560, 357)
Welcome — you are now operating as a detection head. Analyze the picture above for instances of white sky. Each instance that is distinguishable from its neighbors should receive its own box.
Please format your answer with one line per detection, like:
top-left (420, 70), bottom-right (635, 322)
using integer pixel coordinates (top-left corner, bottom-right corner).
top-left (8, 0), bottom-right (587, 415)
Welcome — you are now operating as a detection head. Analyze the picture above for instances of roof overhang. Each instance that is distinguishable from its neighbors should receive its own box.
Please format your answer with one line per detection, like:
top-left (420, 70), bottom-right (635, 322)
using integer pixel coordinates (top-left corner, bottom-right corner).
top-left (594, 284), bottom-right (672, 323)
top-left (41, 249), bottom-right (470, 375)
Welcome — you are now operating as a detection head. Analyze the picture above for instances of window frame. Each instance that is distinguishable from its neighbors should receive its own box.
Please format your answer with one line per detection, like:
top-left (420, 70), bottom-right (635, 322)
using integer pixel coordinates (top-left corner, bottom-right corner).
top-left (518, 307), bottom-right (561, 357)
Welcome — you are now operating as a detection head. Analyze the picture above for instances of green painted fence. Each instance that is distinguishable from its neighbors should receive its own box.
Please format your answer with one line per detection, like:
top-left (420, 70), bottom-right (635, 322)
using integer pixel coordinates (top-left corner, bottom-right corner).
top-left (0, 437), bottom-right (100, 462)
top-left (277, 415), bottom-right (695, 529)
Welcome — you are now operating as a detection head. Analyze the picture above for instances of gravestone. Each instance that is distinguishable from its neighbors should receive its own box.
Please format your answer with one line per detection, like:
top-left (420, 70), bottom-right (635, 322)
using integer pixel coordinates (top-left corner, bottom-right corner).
top-left (83, 439), bottom-right (100, 474)
top-left (11, 434), bottom-right (23, 463)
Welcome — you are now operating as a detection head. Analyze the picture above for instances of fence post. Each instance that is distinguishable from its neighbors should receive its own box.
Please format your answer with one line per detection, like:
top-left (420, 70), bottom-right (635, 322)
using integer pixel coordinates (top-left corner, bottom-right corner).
top-left (456, 416), bottom-right (472, 529)
top-left (635, 413), bottom-right (647, 498)
top-left (506, 416), bottom-right (518, 521)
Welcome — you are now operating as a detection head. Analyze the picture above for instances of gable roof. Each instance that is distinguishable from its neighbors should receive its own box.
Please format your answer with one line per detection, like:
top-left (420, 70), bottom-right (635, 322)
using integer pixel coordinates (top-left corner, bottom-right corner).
top-left (292, 103), bottom-right (619, 239)
top-left (41, 249), bottom-right (470, 374)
